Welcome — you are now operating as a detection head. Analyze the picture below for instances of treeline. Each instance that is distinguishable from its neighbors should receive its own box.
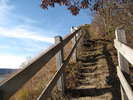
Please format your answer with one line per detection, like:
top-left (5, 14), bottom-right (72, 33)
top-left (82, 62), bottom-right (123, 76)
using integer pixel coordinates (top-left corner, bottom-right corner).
top-left (90, 0), bottom-right (133, 48)
top-left (0, 69), bottom-right (18, 76)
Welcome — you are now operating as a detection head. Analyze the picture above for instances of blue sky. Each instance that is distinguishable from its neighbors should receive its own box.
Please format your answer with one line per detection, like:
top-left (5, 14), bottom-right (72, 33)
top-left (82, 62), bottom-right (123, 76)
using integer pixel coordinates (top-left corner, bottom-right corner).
top-left (0, 0), bottom-right (92, 69)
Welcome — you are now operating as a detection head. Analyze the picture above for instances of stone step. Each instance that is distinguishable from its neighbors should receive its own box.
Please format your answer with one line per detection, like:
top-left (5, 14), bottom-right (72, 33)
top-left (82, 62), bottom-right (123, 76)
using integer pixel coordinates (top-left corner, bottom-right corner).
top-left (79, 73), bottom-right (107, 82)
top-left (80, 73), bottom-right (99, 78)
top-left (79, 67), bottom-right (97, 73)
top-left (81, 63), bottom-right (97, 67)
top-left (76, 85), bottom-right (97, 96)
top-left (71, 92), bottom-right (112, 100)
top-left (81, 72), bottom-right (109, 77)
top-left (77, 76), bottom-right (111, 88)
top-left (80, 66), bottom-right (97, 69)
top-left (78, 78), bottom-right (101, 85)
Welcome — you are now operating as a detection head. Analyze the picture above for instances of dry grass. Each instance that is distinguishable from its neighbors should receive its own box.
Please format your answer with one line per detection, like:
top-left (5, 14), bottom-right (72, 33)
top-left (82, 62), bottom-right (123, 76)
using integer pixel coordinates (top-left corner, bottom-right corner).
top-left (9, 56), bottom-right (57, 100)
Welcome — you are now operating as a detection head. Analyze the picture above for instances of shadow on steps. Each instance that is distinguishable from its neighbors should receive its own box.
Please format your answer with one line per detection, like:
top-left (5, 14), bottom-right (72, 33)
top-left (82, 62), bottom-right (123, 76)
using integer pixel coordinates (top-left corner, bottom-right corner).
top-left (66, 87), bottom-right (111, 97)
top-left (65, 30), bottom-right (121, 99)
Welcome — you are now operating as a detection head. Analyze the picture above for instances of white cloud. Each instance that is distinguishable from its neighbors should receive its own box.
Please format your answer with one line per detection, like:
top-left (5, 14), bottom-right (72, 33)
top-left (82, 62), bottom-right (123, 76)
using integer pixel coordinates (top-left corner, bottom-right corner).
top-left (0, 0), bottom-right (15, 11)
top-left (0, 46), bottom-right (9, 49)
top-left (22, 46), bottom-right (48, 52)
top-left (22, 48), bottom-right (39, 52)
top-left (57, 20), bottom-right (64, 27)
top-left (12, 14), bottom-right (37, 23)
top-left (0, 55), bottom-right (26, 69)
top-left (0, 0), bottom-right (55, 44)
top-left (0, 0), bottom-right (36, 24)
top-left (24, 18), bottom-right (36, 23)
top-left (0, 27), bottom-right (54, 44)
top-left (0, 0), bottom-right (15, 24)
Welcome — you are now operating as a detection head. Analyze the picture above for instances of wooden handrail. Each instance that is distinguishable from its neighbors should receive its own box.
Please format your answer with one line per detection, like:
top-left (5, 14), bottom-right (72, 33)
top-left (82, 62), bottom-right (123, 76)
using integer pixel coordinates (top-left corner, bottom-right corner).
top-left (114, 27), bottom-right (132, 100)
top-left (114, 39), bottom-right (133, 65)
top-left (0, 26), bottom-right (82, 100)
top-left (38, 31), bottom-right (82, 100)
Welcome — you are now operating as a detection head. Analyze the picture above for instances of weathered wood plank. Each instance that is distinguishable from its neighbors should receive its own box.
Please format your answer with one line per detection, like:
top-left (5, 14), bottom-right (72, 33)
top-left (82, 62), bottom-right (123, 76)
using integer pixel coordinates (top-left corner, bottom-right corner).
top-left (78, 29), bottom-right (83, 51)
top-left (115, 27), bottom-right (131, 100)
top-left (0, 27), bottom-right (81, 100)
top-left (55, 36), bottom-right (65, 94)
top-left (114, 39), bottom-right (133, 65)
top-left (37, 32), bottom-right (82, 100)
top-left (63, 27), bottom-right (81, 46)
top-left (117, 66), bottom-right (133, 100)
top-left (71, 26), bottom-right (77, 62)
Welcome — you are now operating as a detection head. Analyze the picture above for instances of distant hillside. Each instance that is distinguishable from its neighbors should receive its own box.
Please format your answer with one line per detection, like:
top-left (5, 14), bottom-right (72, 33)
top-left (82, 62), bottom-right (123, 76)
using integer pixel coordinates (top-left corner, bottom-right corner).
top-left (0, 69), bottom-right (18, 76)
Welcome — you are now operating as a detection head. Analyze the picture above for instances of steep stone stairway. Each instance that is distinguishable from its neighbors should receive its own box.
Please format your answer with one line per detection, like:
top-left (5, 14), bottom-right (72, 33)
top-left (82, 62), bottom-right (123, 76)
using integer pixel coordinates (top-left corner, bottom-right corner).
top-left (70, 25), bottom-right (121, 100)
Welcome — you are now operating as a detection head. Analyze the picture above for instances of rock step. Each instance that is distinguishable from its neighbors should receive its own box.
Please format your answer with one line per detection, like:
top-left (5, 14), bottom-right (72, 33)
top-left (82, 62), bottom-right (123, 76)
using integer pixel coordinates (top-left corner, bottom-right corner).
top-left (80, 73), bottom-right (100, 78)
top-left (80, 66), bottom-right (97, 69)
top-left (71, 92), bottom-right (112, 100)
top-left (78, 78), bottom-right (101, 85)
top-left (78, 76), bottom-right (110, 88)
top-left (82, 63), bottom-right (97, 66)
top-left (78, 73), bottom-right (106, 80)
top-left (71, 85), bottom-right (112, 100)
top-left (76, 85), bottom-right (97, 96)
top-left (81, 72), bottom-right (109, 77)
top-left (79, 67), bottom-right (97, 73)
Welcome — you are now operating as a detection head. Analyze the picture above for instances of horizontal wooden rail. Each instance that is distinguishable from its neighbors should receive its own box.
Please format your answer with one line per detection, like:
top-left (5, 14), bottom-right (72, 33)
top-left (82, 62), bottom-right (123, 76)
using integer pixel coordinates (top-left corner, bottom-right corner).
top-left (37, 31), bottom-right (82, 100)
top-left (0, 27), bottom-right (82, 100)
top-left (114, 39), bottom-right (133, 65)
top-left (117, 66), bottom-right (133, 100)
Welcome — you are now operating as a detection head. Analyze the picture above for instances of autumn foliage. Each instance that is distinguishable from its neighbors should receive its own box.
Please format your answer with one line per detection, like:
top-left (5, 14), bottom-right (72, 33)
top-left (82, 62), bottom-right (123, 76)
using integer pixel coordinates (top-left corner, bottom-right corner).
top-left (90, 0), bottom-right (133, 48)
top-left (40, 0), bottom-right (100, 15)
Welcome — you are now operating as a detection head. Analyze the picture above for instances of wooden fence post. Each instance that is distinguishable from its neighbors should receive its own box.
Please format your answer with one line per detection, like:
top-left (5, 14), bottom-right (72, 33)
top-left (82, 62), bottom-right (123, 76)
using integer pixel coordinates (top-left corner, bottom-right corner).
top-left (78, 29), bottom-right (82, 52)
top-left (54, 36), bottom-right (65, 94)
top-left (71, 26), bottom-right (77, 62)
top-left (115, 27), bottom-right (131, 100)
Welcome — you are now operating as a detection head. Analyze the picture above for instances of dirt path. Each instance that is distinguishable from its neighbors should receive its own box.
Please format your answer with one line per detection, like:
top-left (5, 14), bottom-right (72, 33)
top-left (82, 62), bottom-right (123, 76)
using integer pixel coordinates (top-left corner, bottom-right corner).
top-left (69, 26), bottom-right (121, 100)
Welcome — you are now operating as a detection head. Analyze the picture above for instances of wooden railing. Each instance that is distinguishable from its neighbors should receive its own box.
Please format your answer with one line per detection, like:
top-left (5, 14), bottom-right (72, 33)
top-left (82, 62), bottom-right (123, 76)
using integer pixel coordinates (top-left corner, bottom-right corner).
top-left (0, 26), bottom-right (82, 100)
top-left (114, 28), bottom-right (133, 100)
